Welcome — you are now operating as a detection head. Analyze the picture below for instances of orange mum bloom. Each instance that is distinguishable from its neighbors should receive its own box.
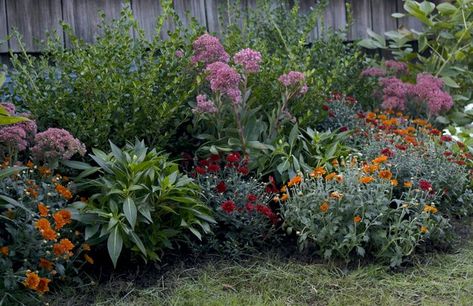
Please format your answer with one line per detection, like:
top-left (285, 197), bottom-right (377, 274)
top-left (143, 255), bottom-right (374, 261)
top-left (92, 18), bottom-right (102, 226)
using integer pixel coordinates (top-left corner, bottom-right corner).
top-left (38, 203), bottom-right (48, 217)
top-left (373, 155), bottom-right (388, 164)
top-left (82, 243), bottom-right (91, 251)
top-left (420, 226), bottom-right (428, 234)
top-left (320, 202), bottom-right (329, 213)
top-left (35, 218), bottom-right (57, 241)
top-left (378, 170), bottom-right (393, 180)
top-left (404, 181), bottom-right (413, 188)
top-left (335, 175), bottom-right (344, 183)
top-left (331, 159), bottom-right (340, 167)
top-left (55, 184), bottom-right (73, 200)
top-left (287, 176), bottom-right (303, 187)
top-left (280, 193), bottom-right (289, 202)
top-left (310, 167), bottom-right (326, 178)
top-left (23, 272), bottom-right (40, 290)
top-left (36, 277), bottom-right (51, 294)
top-left (39, 166), bottom-right (52, 177)
top-left (330, 191), bottom-right (343, 200)
top-left (280, 185), bottom-right (287, 193)
top-left (53, 238), bottom-right (75, 256)
top-left (390, 179), bottom-right (398, 186)
top-left (359, 176), bottom-right (375, 184)
top-left (36, 218), bottom-right (51, 231)
top-left (354, 215), bottom-right (362, 223)
top-left (39, 258), bottom-right (54, 271)
top-left (423, 205), bottom-right (438, 214)
top-left (362, 164), bottom-right (379, 174)
top-left (366, 112), bottom-right (376, 120)
top-left (0, 246), bottom-right (9, 256)
top-left (84, 254), bottom-right (94, 264)
top-left (325, 172), bottom-right (337, 181)
top-left (53, 209), bottom-right (72, 230)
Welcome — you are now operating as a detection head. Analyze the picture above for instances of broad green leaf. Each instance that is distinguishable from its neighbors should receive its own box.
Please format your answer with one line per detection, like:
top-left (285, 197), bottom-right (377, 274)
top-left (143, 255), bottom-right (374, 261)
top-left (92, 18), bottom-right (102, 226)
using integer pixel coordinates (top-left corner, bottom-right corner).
top-left (437, 3), bottom-right (457, 15)
top-left (107, 226), bottom-right (123, 268)
top-left (441, 76), bottom-right (460, 88)
top-left (123, 197), bottom-right (137, 228)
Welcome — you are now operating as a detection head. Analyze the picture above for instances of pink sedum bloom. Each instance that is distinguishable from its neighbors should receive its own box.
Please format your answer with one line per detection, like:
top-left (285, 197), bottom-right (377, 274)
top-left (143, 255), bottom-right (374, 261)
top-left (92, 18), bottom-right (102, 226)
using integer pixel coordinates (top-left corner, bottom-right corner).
top-left (0, 125), bottom-right (27, 152)
top-left (193, 94), bottom-right (218, 114)
top-left (234, 48), bottom-right (262, 73)
top-left (31, 128), bottom-right (86, 163)
top-left (206, 62), bottom-right (242, 104)
top-left (191, 34), bottom-right (229, 66)
top-left (0, 102), bottom-right (16, 114)
top-left (385, 60), bottom-right (408, 75)
top-left (379, 77), bottom-right (412, 111)
top-left (414, 73), bottom-right (453, 115)
top-left (175, 50), bottom-right (184, 58)
top-left (278, 71), bottom-right (305, 87)
top-left (361, 67), bottom-right (386, 77)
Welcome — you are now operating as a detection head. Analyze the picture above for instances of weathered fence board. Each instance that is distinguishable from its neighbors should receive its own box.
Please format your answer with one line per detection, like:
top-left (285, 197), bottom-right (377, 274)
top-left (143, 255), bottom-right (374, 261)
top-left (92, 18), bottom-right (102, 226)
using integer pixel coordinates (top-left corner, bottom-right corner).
top-left (62, 0), bottom-right (125, 46)
top-left (6, 0), bottom-right (63, 52)
top-left (0, 0), bottom-right (8, 52)
top-left (0, 0), bottom-right (428, 53)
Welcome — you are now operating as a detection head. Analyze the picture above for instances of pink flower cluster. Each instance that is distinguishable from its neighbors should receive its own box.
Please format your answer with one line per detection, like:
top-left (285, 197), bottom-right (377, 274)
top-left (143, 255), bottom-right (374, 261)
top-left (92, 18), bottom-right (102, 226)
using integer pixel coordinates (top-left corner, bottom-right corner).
top-left (0, 103), bottom-right (37, 154)
top-left (278, 71), bottom-right (308, 95)
top-left (361, 67), bottom-right (386, 77)
top-left (193, 94), bottom-right (218, 114)
top-left (31, 128), bottom-right (86, 163)
top-left (379, 77), bottom-right (412, 110)
top-left (415, 73), bottom-right (454, 115)
top-left (191, 34), bottom-right (229, 66)
top-left (233, 48), bottom-right (262, 73)
top-left (206, 62), bottom-right (242, 104)
top-left (385, 60), bottom-right (408, 75)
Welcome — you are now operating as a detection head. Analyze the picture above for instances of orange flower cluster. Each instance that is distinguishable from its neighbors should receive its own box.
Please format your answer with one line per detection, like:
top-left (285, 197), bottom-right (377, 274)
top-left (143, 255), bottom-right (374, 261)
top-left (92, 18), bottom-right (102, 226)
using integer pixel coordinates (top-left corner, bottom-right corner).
top-left (38, 203), bottom-right (48, 217)
top-left (53, 238), bottom-right (74, 257)
top-left (0, 246), bottom-right (9, 256)
top-left (287, 176), bottom-right (303, 187)
top-left (39, 258), bottom-right (54, 271)
top-left (55, 184), bottom-right (73, 200)
top-left (310, 167), bottom-right (326, 178)
top-left (35, 218), bottom-right (57, 241)
top-left (320, 202), bottom-right (329, 213)
top-left (354, 215), bottom-right (362, 223)
top-left (53, 209), bottom-right (72, 230)
top-left (423, 205), bottom-right (438, 214)
top-left (378, 170), bottom-right (393, 180)
top-left (23, 272), bottom-right (51, 294)
top-left (359, 176), bottom-right (374, 184)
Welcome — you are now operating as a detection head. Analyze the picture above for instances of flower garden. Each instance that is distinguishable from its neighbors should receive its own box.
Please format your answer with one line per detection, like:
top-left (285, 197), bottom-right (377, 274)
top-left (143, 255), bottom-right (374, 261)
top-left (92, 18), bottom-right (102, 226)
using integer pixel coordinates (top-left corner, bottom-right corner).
top-left (1, 1), bottom-right (473, 305)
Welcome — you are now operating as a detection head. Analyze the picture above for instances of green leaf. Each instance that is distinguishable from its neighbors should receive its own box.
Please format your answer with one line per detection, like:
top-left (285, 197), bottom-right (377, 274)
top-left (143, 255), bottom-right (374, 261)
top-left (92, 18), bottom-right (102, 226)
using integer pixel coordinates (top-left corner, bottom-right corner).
top-left (85, 224), bottom-right (100, 240)
top-left (437, 3), bottom-right (457, 15)
top-left (129, 231), bottom-right (147, 256)
top-left (441, 76), bottom-right (460, 88)
top-left (123, 197), bottom-right (137, 228)
top-left (188, 226), bottom-right (202, 240)
top-left (107, 226), bottom-right (123, 268)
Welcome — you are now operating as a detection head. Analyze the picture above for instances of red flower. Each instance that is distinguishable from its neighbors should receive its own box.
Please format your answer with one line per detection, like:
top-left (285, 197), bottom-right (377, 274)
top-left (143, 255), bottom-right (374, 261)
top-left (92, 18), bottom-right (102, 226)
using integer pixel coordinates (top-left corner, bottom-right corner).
top-left (209, 154), bottom-right (221, 162)
top-left (322, 105), bottom-right (330, 111)
top-left (247, 194), bottom-right (258, 202)
top-left (198, 159), bottom-right (209, 166)
top-left (208, 163), bottom-right (221, 173)
top-left (265, 176), bottom-right (278, 193)
top-left (430, 129), bottom-right (441, 136)
top-left (356, 112), bottom-right (366, 119)
top-left (457, 141), bottom-right (466, 149)
top-left (419, 179), bottom-right (432, 191)
top-left (195, 166), bottom-right (206, 175)
top-left (395, 144), bottom-right (407, 151)
top-left (441, 135), bottom-right (453, 142)
top-left (339, 126), bottom-right (348, 132)
top-left (221, 200), bottom-right (236, 213)
top-left (237, 166), bottom-right (249, 175)
top-left (456, 160), bottom-right (466, 166)
top-left (256, 204), bottom-right (277, 223)
top-left (216, 181), bottom-right (227, 193)
top-left (245, 202), bottom-right (255, 211)
top-left (443, 151), bottom-right (453, 157)
top-left (381, 148), bottom-right (394, 157)
top-left (226, 152), bottom-right (241, 163)
top-left (328, 111), bottom-right (335, 118)
top-left (346, 96), bottom-right (357, 104)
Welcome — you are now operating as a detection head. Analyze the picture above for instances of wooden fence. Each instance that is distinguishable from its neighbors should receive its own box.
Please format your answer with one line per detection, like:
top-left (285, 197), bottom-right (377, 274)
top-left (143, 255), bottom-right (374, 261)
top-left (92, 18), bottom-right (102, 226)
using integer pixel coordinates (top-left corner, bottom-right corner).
top-left (0, 0), bottom-right (426, 54)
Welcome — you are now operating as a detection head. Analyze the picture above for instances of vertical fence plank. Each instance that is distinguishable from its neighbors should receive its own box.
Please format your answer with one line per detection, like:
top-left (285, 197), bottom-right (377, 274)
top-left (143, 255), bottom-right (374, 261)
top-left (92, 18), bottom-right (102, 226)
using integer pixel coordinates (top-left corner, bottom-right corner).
top-left (347, 0), bottom-right (371, 40)
top-left (62, 0), bottom-right (125, 46)
top-left (174, 0), bottom-right (207, 29)
top-left (133, 0), bottom-right (170, 41)
top-left (319, 0), bottom-right (346, 38)
top-left (204, 0), bottom-right (229, 35)
top-left (0, 0), bottom-right (7, 52)
top-left (6, 0), bottom-right (63, 52)
top-left (299, 0), bottom-right (320, 41)
top-left (371, 0), bottom-right (397, 34)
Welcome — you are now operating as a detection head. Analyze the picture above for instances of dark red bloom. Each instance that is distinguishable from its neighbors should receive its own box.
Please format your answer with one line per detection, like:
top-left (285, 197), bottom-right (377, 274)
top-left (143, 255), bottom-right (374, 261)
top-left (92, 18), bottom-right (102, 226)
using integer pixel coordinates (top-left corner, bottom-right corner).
top-left (322, 104), bottom-right (330, 111)
top-left (346, 96), bottom-right (357, 104)
top-left (216, 181), bottom-right (227, 193)
top-left (419, 179), bottom-right (432, 191)
top-left (237, 166), bottom-right (249, 175)
top-left (226, 152), bottom-right (241, 163)
top-left (356, 112), bottom-right (366, 119)
top-left (328, 111), bottom-right (336, 118)
top-left (208, 163), bottom-right (221, 173)
top-left (457, 141), bottom-right (466, 150)
top-left (247, 194), bottom-right (258, 202)
top-left (198, 159), bottom-right (209, 166)
top-left (265, 176), bottom-right (278, 193)
top-left (209, 154), bottom-right (221, 162)
top-left (443, 151), bottom-right (453, 157)
top-left (456, 160), bottom-right (467, 166)
top-left (221, 200), bottom-right (236, 213)
top-left (441, 135), bottom-right (453, 142)
top-left (339, 126), bottom-right (348, 132)
top-left (381, 148), bottom-right (394, 157)
top-left (430, 129), bottom-right (441, 136)
top-left (395, 144), bottom-right (407, 151)
top-left (245, 202), bottom-right (255, 211)
top-left (256, 204), bottom-right (277, 223)
top-left (195, 166), bottom-right (206, 175)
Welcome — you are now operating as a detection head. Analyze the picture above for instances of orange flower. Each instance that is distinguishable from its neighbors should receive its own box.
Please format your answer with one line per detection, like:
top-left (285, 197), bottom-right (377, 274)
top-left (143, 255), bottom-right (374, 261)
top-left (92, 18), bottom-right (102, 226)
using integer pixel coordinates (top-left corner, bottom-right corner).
top-left (320, 202), bottom-right (329, 213)
top-left (310, 167), bottom-right (326, 178)
top-left (359, 176), bottom-right (374, 184)
top-left (331, 159), bottom-right (340, 167)
top-left (287, 176), bottom-right (303, 187)
top-left (330, 191), bottom-right (343, 200)
top-left (84, 254), bottom-right (94, 264)
top-left (35, 218), bottom-right (57, 241)
top-left (335, 175), bottom-right (344, 183)
top-left (423, 205), bottom-right (438, 214)
top-left (82, 243), bottom-right (91, 251)
top-left (26, 186), bottom-right (39, 199)
top-left (0, 246), bottom-right (9, 256)
top-left (36, 277), bottom-right (51, 294)
top-left (26, 160), bottom-right (34, 168)
top-left (55, 184), bottom-right (73, 200)
top-left (366, 112), bottom-right (376, 120)
top-left (53, 238), bottom-right (75, 256)
top-left (280, 193), bottom-right (289, 202)
top-left (362, 164), bottom-right (379, 174)
top-left (53, 209), bottom-right (72, 230)
top-left (35, 218), bottom-right (52, 231)
top-left (413, 118), bottom-right (428, 126)
top-left (378, 170), bottom-right (393, 180)
top-left (39, 258), bottom-right (54, 271)
top-left (404, 181), bottom-right (413, 188)
top-left (325, 172), bottom-right (337, 181)
top-left (42, 228), bottom-right (58, 241)
top-left (23, 272), bottom-right (40, 290)
top-left (373, 155), bottom-right (388, 164)
top-left (420, 226), bottom-right (428, 234)
top-left (39, 166), bottom-right (52, 177)
top-left (390, 179), bottom-right (398, 186)
top-left (280, 185), bottom-right (287, 193)
top-left (354, 215), bottom-right (362, 223)
top-left (377, 114), bottom-right (388, 120)
top-left (38, 203), bottom-right (48, 217)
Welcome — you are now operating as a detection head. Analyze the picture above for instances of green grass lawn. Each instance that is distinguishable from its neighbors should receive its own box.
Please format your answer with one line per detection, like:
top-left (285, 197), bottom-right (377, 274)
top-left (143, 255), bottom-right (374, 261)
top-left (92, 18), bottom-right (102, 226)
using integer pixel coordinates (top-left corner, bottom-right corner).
top-left (52, 221), bottom-right (473, 306)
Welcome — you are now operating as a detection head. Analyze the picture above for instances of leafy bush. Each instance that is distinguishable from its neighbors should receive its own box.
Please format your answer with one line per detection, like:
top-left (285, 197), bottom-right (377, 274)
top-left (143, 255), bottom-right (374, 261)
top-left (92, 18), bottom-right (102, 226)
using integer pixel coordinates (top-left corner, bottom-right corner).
top-left (4, 5), bottom-right (204, 151)
top-left (0, 162), bottom-right (87, 303)
top-left (67, 140), bottom-right (214, 267)
top-left (280, 161), bottom-right (451, 267)
top-left (190, 152), bottom-right (279, 255)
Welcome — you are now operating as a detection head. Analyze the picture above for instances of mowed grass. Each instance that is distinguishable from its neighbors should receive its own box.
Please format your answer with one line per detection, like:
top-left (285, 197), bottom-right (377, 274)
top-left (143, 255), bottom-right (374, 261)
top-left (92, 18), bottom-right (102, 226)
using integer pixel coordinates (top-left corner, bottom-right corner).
top-left (51, 235), bottom-right (473, 306)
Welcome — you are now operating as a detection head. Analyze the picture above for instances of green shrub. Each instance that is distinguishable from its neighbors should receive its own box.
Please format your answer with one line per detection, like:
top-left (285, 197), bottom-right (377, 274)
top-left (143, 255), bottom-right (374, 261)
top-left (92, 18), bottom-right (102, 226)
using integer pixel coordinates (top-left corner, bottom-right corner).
top-left (67, 140), bottom-right (214, 267)
top-left (5, 5), bottom-right (204, 151)
top-left (0, 162), bottom-right (86, 304)
top-left (280, 161), bottom-right (451, 267)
